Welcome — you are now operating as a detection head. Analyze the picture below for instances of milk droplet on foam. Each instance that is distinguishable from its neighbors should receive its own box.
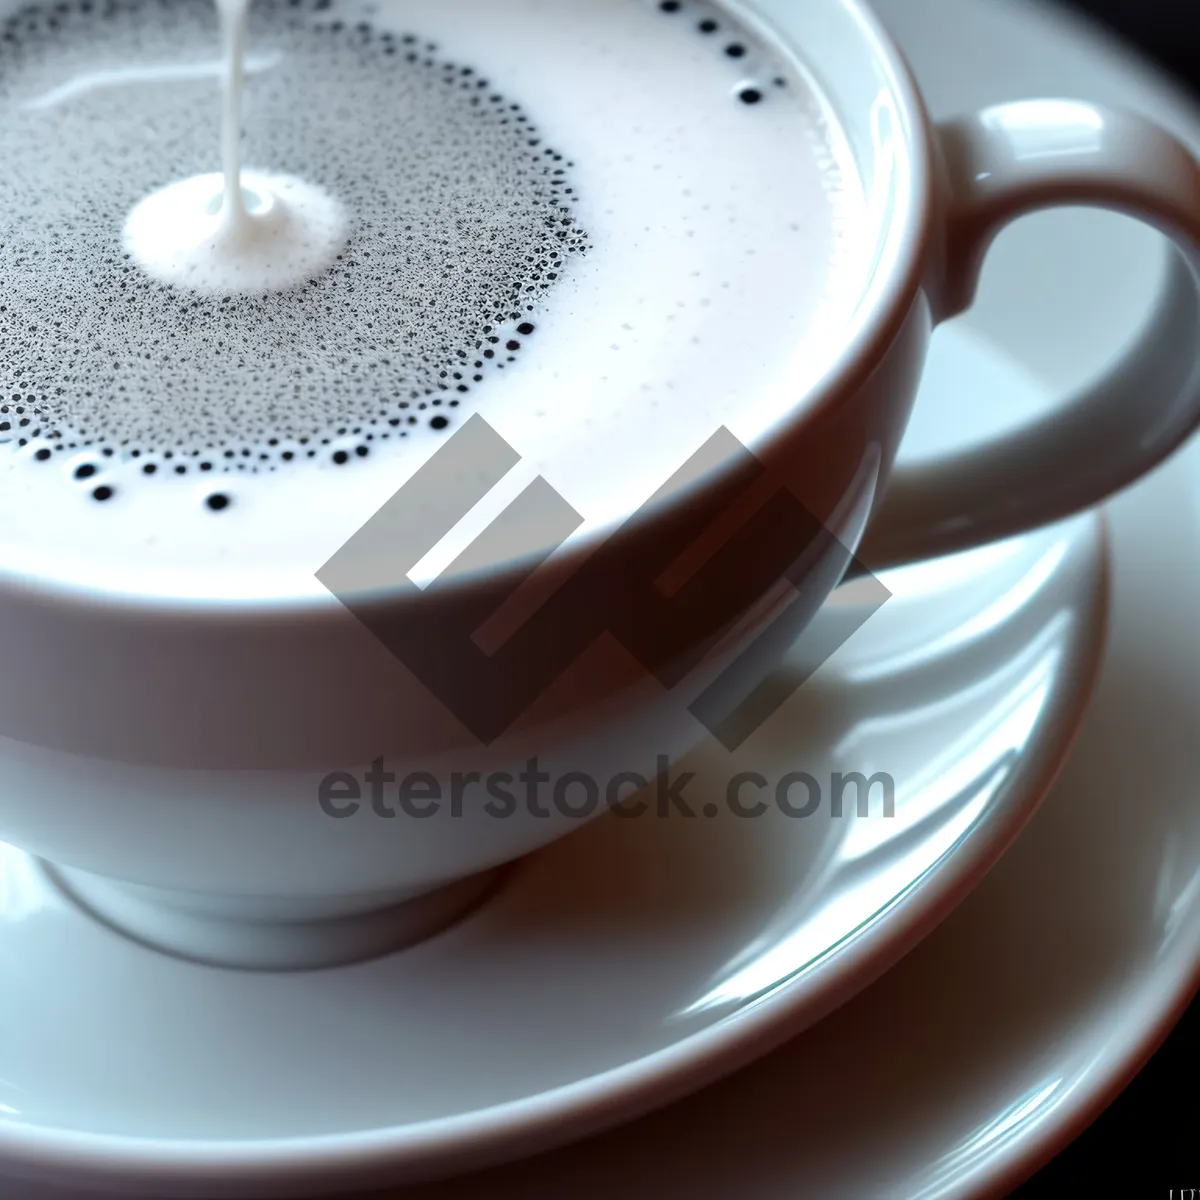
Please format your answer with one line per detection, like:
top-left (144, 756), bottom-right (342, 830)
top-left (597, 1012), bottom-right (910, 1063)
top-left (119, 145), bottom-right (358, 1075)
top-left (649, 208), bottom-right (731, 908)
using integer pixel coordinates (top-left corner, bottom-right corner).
top-left (124, 170), bottom-right (348, 294)
top-left (124, 0), bottom-right (348, 294)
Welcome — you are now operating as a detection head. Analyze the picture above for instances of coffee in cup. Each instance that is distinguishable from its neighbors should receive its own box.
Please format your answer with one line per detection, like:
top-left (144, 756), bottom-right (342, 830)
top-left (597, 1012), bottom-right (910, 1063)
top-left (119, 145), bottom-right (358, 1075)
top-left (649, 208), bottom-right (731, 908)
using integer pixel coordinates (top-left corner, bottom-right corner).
top-left (0, 0), bottom-right (869, 603)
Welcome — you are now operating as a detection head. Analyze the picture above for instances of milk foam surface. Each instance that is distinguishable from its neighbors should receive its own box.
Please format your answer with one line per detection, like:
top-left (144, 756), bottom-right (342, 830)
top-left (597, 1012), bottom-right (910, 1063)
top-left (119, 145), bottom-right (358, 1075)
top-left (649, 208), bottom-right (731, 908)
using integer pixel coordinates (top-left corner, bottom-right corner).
top-left (0, 0), bottom-right (869, 601)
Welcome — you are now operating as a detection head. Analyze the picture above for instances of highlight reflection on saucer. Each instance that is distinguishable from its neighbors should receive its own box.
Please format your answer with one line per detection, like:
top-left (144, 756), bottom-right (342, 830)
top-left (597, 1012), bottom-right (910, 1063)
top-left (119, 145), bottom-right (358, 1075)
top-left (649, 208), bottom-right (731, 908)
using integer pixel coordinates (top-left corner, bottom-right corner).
top-left (681, 520), bottom-right (1083, 1016)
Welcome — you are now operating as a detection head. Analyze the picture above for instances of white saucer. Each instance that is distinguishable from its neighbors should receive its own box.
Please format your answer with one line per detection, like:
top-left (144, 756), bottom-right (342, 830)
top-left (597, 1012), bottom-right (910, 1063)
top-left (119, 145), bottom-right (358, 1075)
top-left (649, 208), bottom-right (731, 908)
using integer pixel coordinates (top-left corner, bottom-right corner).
top-left (388, 449), bottom-right (1197, 1200)
top-left (0, 320), bottom-right (1105, 1197)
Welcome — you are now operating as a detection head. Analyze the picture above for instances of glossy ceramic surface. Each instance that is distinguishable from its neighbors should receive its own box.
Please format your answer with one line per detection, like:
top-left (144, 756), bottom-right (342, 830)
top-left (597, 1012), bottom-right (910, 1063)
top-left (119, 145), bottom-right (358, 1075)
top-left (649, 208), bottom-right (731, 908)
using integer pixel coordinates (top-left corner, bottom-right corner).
top-left (354, 2), bottom-right (1198, 1196)
top-left (391, 438), bottom-right (1199, 1200)
top-left (0, 326), bottom-right (1108, 1197)
top-left (0, 0), bottom-right (939, 950)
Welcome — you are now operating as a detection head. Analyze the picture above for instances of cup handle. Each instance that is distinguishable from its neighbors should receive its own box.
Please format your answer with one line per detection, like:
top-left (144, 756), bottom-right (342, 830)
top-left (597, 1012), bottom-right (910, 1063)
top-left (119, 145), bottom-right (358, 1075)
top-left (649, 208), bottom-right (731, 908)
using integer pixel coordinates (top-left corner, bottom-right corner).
top-left (857, 99), bottom-right (1200, 572)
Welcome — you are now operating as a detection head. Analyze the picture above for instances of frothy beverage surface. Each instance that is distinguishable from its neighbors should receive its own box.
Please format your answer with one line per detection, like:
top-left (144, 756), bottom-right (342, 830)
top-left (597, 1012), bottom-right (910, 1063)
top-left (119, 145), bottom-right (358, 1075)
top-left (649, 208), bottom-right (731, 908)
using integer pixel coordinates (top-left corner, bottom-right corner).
top-left (0, 0), bottom-right (868, 601)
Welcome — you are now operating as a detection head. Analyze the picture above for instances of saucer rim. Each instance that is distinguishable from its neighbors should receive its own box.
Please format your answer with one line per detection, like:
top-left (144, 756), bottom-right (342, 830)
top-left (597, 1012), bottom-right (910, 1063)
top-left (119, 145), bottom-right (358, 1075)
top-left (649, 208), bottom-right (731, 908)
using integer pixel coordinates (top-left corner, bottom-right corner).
top-left (969, 934), bottom-right (1200, 1199)
top-left (0, 513), bottom-right (1112, 1197)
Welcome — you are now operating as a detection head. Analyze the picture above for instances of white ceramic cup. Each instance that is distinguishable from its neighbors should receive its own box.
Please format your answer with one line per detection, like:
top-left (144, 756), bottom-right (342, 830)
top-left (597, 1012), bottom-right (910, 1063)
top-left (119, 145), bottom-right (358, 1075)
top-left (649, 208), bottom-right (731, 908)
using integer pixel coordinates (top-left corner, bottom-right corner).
top-left (2, 0), bottom-right (1198, 970)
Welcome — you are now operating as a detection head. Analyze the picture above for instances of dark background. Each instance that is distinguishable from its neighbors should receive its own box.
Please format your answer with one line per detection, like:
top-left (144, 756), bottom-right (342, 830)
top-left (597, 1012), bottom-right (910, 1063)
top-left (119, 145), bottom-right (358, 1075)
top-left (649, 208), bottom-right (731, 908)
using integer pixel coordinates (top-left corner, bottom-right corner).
top-left (1014, 1), bottom-right (1198, 1195)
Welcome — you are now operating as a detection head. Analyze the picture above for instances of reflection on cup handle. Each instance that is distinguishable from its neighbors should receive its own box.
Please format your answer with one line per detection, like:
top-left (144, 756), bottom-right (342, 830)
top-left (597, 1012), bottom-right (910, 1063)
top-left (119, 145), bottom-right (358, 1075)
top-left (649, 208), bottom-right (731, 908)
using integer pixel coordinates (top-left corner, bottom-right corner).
top-left (858, 99), bottom-right (1200, 571)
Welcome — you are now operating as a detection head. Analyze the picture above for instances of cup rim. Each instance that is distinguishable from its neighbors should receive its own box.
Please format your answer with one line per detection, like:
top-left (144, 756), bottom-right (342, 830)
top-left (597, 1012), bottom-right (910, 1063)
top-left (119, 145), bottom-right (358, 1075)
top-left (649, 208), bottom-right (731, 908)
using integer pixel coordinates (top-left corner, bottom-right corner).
top-left (0, 0), bottom-right (934, 619)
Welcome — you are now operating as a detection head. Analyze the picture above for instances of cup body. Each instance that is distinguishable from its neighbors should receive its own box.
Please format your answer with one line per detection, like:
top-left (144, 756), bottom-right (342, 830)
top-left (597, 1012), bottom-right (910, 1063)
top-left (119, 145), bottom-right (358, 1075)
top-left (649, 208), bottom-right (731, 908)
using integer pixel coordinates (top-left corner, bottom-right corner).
top-left (0, 0), bottom-right (937, 918)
